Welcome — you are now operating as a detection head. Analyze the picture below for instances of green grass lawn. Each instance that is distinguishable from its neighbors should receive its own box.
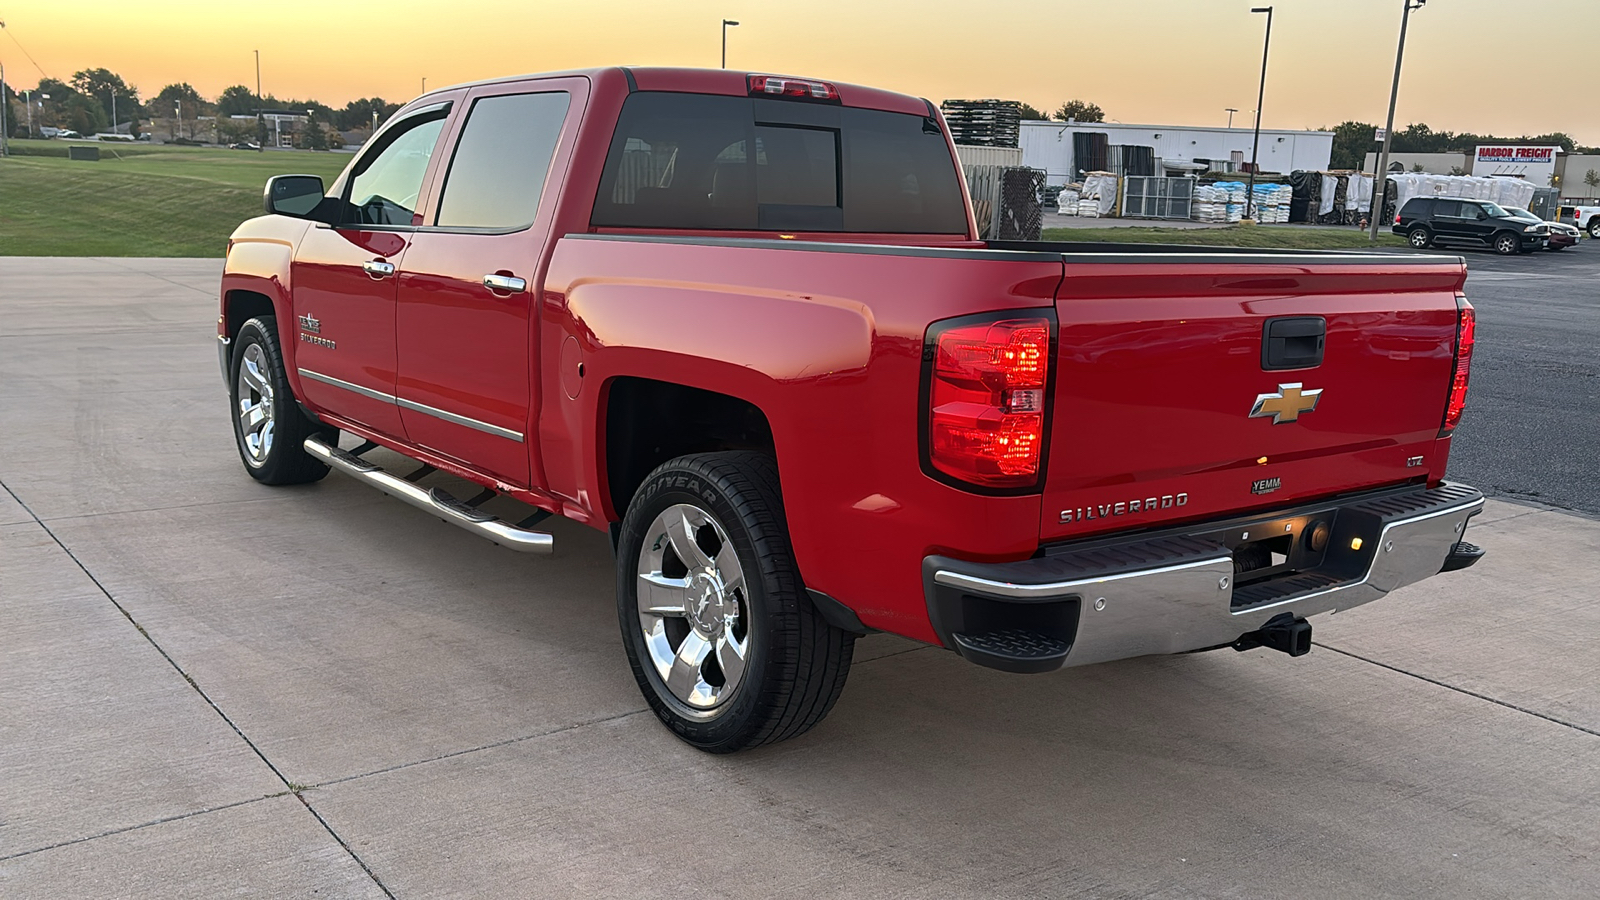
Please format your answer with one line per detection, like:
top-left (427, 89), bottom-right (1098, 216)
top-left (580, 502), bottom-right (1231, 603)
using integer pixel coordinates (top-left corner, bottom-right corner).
top-left (1040, 225), bottom-right (1408, 250)
top-left (0, 140), bottom-right (349, 257)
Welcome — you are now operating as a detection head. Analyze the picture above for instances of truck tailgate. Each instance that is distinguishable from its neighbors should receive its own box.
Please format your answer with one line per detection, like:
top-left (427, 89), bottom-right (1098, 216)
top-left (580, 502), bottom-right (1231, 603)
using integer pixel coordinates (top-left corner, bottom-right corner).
top-left (1039, 251), bottom-right (1468, 542)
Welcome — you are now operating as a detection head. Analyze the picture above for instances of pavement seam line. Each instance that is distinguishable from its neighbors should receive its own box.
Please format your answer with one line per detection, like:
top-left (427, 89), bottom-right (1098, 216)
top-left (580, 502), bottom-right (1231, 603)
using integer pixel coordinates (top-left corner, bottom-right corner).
top-left (0, 793), bottom-right (289, 863)
top-left (309, 708), bottom-right (653, 790)
top-left (0, 477), bottom-right (398, 900)
top-left (93, 257), bottom-right (220, 298)
top-left (1314, 641), bottom-right (1600, 738)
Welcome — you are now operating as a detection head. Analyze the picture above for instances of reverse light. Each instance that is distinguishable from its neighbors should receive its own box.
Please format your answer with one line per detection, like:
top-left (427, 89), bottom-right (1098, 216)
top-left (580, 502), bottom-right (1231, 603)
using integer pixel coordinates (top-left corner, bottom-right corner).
top-left (926, 316), bottom-right (1052, 489)
top-left (1440, 297), bottom-right (1475, 436)
top-left (747, 74), bottom-right (840, 102)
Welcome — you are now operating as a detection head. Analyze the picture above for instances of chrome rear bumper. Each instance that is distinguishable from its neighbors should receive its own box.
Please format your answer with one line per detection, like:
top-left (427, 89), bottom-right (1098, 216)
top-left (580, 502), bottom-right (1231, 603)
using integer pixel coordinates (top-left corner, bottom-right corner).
top-left (924, 483), bottom-right (1484, 671)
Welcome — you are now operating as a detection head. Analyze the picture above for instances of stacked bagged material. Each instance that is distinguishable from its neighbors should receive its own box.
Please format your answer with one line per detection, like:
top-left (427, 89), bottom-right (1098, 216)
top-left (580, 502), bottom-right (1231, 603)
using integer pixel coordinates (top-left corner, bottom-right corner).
top-left (1077, 172), bottom-right (1119, 217)
top-left (1058, 189), bottom-right (1081, 212)
top-left (1345, 173), bottom-right (1374, 223)
top-left (1192, 183), bottom-right (1230, 222)
top-left (1250, 184), bottom-right (1292, 223)
top-left (1384, 173), bottom-right (1537, 217)
top-left (1287, 170), bottom-right (1321, 223)
top-left (940, 100), bottom-right (1022, 148)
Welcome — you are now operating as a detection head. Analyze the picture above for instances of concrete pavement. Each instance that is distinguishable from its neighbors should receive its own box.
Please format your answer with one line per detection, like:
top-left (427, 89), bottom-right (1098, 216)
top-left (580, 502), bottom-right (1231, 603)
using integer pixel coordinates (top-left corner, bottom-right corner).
top-left (3, 257), bottom-right (1598, 898)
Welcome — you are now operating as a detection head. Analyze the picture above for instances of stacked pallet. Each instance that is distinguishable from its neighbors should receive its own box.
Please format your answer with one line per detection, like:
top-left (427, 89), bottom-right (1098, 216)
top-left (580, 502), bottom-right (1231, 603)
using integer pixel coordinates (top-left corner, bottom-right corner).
top-left (940, 100), bottom-right (1022, 148)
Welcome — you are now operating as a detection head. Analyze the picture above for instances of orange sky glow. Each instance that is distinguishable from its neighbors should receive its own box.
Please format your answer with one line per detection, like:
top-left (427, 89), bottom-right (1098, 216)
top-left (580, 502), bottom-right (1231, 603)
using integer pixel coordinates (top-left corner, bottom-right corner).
top-left (3, 0), bottom-right (1595, 142)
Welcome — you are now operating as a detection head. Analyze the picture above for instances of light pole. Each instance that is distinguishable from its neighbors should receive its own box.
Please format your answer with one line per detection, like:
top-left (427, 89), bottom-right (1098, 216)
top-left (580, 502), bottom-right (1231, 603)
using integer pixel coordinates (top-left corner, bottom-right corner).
top-left (1225, 108), bottom-right (1238, 129)
top-left (109, 86), bottom-right (117, 135)
top-left (1245, 6), bottom-right (1272, 222)
top-left (721, 19), bottom-right (739, 69)
top-left (255, 49), bottom-right (264, 152)
top-left (1370, 0), bottom-right (1425, 241)
top-left (175, 100), bottom-right (182, 141)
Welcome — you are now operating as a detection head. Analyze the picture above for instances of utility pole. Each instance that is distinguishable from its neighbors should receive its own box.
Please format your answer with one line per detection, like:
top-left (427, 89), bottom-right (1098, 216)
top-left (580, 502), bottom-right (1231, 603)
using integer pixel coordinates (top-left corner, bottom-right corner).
top-left (721, 19), bottom-right (740, 69)
top-left (110, 86), bottom-right (117, 135)
top-left (1245, 7), bottom-right (1273, 222)
top-left (175, 100), bottom-right (182, 141)
top-left (255, 49), bottom-right (264, 152)
top-left (1370, 0), bottom-right (1425, 241)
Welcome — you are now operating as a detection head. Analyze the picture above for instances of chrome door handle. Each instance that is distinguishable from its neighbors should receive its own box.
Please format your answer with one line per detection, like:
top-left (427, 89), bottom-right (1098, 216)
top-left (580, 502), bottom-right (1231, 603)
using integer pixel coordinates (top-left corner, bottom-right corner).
top-left (482, 273), bottom-right (527, 293)
top-left (363, 260), bottom-right (396, 278)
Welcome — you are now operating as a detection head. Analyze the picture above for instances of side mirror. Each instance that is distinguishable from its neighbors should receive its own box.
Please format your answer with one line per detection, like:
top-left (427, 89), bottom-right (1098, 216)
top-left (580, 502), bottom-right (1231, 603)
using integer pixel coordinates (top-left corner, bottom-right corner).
top-left (264, 174), bottom-right (328, 219)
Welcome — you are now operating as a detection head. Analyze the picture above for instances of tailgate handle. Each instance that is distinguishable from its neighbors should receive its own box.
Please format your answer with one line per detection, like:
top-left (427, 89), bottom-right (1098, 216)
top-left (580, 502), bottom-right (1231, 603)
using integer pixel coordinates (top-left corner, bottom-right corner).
top-left (1262, 317), bottom-right (1325, 370)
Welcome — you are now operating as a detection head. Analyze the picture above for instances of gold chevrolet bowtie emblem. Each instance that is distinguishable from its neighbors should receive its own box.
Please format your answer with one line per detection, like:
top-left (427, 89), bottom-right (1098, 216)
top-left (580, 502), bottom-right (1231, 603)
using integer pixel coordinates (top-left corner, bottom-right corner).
top-left (1250, 383), bottom-right (1323, 424)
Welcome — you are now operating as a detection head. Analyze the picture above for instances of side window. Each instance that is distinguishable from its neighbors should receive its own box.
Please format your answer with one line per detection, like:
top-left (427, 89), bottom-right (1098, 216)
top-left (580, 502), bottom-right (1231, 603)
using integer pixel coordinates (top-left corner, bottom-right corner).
top-left (435, 92), bottom-right (571, 229)
top-left (1432, 200), bottom-right (1460, 218)
top-left (343, 113), bottom-right (448, 227)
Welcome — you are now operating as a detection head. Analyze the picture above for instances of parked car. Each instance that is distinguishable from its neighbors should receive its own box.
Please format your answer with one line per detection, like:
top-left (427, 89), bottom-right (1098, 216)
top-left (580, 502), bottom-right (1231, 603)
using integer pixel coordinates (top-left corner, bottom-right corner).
top-left (1557, 205), bottom-right (1600, 239)
top-left (1394, 196), bottom-right (1548, 254)
top-left (229, 141), bottom-right (261, 150)
top-left (220, 67), bottom-right (1487, 752)
top-left (1503, 207), bottom-right (1580, 250)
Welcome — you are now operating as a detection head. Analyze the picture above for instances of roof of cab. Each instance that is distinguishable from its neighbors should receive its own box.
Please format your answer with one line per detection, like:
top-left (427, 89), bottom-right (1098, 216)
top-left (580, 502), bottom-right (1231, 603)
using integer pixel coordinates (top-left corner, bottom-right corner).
top-left (410, 66), bottom-right (930, 117)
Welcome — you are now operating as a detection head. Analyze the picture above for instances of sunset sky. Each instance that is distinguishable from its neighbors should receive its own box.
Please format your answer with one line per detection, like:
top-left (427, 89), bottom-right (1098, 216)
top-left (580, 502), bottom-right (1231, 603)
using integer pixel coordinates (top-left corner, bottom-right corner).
top-left (3, 0), bottom-right (1595, 142)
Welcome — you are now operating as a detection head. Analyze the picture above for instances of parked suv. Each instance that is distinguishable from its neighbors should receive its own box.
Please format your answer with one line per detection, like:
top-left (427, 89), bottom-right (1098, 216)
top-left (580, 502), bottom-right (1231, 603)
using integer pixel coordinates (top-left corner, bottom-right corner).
top-left (1395, 197), bottom-right (1548, 254)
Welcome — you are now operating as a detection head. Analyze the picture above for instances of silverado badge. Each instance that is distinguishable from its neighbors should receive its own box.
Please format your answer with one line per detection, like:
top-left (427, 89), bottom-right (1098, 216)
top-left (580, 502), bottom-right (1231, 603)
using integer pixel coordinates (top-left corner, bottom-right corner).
top-left (1250, 383), bottom-right (1322, 424)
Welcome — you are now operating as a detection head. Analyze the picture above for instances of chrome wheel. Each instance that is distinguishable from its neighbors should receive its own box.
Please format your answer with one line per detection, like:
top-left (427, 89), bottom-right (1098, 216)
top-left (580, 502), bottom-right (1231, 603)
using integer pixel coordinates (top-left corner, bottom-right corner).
top-left (236, 342), bottom-right (275, 466)
top-left (1409, 228), bottom-right (1430, 248)
top-left (635, 503), bottom-right (749, 712)
top-left (1495, 234), bottom-right (1518, 255)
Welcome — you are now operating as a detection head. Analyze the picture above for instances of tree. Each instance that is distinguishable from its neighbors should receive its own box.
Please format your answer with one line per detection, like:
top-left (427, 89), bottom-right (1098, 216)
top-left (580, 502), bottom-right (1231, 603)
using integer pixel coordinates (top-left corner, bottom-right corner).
top-left (1052, 99), bottom-right (1104, 123)
top-left (70, 68), bottom-right (140, 132)
top-left (1015, 101), bottom-right (1047, 121)
top-left (152, 83), bottom-right (206, 139)
top-left (1586, 169), bottom-right (1600, 200)
top-left (1324, 121), bottom-right (1378, 170)
top-left (216, 85), bottom-right (259, 117)
top-left (334, 97), bottom-right (401, 132)
top-left (1411, 163), bottom-right (1425, 173)
top-left (298, 114), bottom-right (331, 150)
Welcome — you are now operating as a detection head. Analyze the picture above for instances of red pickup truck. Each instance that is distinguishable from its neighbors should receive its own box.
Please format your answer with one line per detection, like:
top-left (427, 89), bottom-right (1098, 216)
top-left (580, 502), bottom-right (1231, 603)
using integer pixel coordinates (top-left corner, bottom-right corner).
top-left (220, 67), bottom-right (1485, 752)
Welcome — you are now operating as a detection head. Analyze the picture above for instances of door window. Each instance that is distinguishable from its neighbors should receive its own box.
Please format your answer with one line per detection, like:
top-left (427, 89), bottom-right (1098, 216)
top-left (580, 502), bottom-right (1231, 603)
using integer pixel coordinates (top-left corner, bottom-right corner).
top-left (343, 113), bottom-right (448, 227)
top-left (435, 92), bottom-right (571, 229)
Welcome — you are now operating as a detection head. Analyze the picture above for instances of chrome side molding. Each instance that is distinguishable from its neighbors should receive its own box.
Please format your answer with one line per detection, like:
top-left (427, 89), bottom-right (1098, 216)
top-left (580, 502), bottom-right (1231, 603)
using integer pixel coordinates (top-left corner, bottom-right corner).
top-left (304, 436), bottom-right (553, 554)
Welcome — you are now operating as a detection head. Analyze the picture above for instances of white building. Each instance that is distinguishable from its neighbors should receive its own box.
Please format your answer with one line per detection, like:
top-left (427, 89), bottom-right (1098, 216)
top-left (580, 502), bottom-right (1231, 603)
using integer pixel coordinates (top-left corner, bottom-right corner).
top-left (1018, 121), bottom-right (1334, 185)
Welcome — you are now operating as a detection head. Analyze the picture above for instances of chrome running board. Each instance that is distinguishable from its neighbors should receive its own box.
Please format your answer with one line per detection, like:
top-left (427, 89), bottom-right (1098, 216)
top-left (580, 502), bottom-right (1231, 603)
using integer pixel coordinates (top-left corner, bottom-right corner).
top-left (304, 436), bottom-right (554, 554)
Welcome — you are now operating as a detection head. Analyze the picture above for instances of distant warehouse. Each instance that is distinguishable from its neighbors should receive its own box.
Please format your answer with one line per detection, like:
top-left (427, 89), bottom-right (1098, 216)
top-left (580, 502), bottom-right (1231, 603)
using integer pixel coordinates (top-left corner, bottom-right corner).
top-left (1018, 120), bottom-right (1334, 185)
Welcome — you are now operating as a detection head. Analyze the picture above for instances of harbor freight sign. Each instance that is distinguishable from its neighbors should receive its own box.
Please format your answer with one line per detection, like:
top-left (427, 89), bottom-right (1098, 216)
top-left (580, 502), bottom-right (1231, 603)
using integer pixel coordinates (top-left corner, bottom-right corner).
top-left (1474, 145), bottom-right (1561, 185)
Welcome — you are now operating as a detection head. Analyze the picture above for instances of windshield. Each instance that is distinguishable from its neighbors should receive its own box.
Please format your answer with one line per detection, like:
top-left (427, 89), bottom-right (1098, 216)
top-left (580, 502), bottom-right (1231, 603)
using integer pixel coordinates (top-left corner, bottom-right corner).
top-left (1503, 207), bottom-right (1541, 221)
top-left (1482, 202), bottom-right (1511, 218)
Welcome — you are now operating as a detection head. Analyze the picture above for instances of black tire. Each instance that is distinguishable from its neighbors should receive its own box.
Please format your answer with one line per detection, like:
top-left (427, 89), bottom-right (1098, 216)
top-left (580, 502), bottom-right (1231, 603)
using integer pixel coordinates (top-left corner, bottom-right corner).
top-left (1407, 226), bottom-right (1432, 249)
top-left (229, 316), bottom-right (335, 485)
top-left (1588, 219), bottom-right (1600, 239)
top-left (616, 452), bottom-right (854, 753)
top-left (1492, 231), bottom-right (1521, 255)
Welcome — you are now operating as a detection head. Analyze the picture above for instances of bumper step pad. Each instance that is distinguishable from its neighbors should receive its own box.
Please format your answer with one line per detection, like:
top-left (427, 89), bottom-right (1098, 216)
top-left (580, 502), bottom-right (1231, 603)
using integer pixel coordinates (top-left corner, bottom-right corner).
top-left (951, 630), bottom-right (1071, 674)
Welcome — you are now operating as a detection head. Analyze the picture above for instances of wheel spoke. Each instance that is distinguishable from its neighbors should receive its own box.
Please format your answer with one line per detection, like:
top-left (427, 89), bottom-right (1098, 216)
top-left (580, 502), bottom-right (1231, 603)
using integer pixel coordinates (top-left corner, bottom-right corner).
top-left (665, 632), bottom-right (712, 701)
top-left (666, 510), bottom-right (714, 570)
top-left (715, 634), bottom-right (747, 691)
top-left (713, 541), bottom-right (744, 595)
top-left (240, 401), bottom-right (266, 434)
top-left (241, 355), bottom-right (268, 394)
top-left (637, 571), bottom-right (691, 617)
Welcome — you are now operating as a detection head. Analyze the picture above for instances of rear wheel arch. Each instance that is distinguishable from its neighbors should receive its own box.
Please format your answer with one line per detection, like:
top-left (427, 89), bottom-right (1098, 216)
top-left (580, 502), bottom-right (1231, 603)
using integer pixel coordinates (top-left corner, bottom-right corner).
top-left (602, 377), bottom-right (777, 522)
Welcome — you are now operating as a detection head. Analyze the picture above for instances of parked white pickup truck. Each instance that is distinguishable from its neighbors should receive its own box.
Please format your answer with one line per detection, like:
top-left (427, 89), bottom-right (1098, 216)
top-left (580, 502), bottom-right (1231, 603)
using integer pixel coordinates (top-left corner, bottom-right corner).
top-left (1559, 204), bottom-right (1600, 238)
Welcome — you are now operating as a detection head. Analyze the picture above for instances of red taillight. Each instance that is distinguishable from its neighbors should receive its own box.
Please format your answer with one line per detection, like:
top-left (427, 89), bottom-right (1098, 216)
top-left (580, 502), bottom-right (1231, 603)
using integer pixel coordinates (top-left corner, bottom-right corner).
top-left (1440, 298), bottom-right (1475, 435)
top-left (747, 74), bottom-right (840, 102)
top-left (927, 317), bottom-right (1051, 488)
top-left (1394, 211), bottom-right (1402, 225)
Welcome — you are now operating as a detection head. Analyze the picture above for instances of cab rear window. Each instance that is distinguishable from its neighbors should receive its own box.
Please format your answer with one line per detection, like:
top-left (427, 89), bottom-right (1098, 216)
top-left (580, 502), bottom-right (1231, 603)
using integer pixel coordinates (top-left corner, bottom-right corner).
top-left (592, 92), bottom-right (968, 234)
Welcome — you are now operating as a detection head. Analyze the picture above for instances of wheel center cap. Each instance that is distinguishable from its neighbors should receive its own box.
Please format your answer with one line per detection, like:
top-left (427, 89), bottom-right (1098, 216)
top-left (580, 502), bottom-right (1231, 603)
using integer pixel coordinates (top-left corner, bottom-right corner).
top-left (685, 570), bottom-right (728, 636)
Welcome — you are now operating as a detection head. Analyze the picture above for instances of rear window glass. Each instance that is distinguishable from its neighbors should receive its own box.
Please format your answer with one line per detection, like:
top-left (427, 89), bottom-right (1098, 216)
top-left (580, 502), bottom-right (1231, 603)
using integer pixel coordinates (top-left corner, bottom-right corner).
top-left (592, 92), bottom-right (968, 234)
